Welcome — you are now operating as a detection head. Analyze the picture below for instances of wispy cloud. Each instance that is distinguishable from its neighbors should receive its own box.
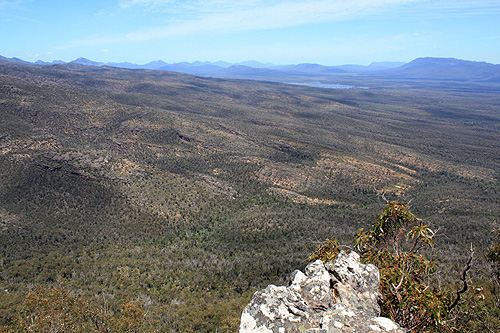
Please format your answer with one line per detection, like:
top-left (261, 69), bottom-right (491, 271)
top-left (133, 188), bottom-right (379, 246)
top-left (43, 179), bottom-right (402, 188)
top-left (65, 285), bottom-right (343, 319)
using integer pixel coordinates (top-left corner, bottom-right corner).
top-left (118, 0), bottom-right (263, 12)
top-left (481, 36), bottom-right (500, 40)
top-left (425, 0), bottom-right (500, 12)
top-left (118, 0), bottom-right (172, 9)
top-left (0, 0), bottom-right (45, 25)
top-left (113, 0), bottom-right (419, 41)
top-left (117, 0), bottom-right (500, 16)
top-left (66, 0), bottom-right (500, 49)
top-left (0, 0), bottom-right (30, 11)
top-left (5, 13), bottom-right (45, 24)
top-left (398, 0), bottom-right (500, 16)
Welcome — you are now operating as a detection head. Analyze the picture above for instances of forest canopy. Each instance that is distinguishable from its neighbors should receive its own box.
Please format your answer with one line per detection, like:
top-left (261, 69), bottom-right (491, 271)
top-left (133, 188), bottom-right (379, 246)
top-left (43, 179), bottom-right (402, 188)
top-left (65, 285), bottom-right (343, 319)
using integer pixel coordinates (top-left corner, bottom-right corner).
top-left (1, 61), bottom-right (499, 331)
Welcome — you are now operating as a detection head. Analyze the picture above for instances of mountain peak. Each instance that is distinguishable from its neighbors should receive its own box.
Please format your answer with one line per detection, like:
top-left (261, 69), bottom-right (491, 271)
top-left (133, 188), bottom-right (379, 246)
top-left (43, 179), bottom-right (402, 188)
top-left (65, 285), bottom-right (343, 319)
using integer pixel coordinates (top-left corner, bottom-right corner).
top-left (379, 57), bottom-right (500, 81)
top-left (143, 60), bottom-right (169, 69)
top-left (70, 57), bottom-right (104, 67)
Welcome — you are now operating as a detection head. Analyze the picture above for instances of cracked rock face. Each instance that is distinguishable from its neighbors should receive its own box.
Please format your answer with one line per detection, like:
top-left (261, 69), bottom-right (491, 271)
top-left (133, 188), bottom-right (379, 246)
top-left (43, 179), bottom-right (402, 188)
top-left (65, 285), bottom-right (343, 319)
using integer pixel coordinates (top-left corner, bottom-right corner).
top-left (240, 251), bottom-right (405, 333)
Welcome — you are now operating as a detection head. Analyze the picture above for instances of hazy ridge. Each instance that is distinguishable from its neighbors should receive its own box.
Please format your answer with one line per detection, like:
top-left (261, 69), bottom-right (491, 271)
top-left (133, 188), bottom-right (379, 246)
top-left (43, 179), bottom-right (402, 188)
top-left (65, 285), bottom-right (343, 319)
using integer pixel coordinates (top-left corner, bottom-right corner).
top-left (1, 58), bottom-right (499, 331)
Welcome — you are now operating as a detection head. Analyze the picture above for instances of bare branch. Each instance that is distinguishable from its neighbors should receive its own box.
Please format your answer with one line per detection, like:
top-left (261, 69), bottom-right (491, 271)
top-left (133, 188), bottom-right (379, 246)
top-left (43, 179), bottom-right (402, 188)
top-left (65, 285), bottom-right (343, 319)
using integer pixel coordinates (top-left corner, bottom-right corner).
top-left (392, 270), bottom-right (405, 292)
top-left (449, 244), bottom-right (474, 311)
top-left (381, 191), bottom-right (388, 203)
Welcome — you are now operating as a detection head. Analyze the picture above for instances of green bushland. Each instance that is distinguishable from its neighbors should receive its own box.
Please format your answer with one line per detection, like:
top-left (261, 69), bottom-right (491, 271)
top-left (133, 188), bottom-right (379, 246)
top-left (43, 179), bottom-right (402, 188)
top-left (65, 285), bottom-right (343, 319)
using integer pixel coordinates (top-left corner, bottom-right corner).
top-left (1, 62), bottom-right (500, 331)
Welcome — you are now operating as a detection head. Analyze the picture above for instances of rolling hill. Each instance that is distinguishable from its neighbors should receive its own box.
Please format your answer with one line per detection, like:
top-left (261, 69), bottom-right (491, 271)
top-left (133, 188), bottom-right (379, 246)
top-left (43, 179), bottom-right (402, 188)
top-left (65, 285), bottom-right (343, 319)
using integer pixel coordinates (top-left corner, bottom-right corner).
top-left (1, 59), bottom-right (499, 331)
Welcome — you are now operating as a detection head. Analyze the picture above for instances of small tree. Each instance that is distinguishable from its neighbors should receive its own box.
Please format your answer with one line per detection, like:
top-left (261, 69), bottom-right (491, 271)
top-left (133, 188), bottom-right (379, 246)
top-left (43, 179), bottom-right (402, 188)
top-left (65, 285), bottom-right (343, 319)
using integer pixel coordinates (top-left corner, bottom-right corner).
top-left (354, 201), bottom-right (450, 331)
top-left (310, 201), bottom-right (454, 332)
top-left (17, 285), bottom-right (107, 332)
top-left (355, 202), bottom-right (500, 332)
top-left (15, 285), bottom-right (146, 332)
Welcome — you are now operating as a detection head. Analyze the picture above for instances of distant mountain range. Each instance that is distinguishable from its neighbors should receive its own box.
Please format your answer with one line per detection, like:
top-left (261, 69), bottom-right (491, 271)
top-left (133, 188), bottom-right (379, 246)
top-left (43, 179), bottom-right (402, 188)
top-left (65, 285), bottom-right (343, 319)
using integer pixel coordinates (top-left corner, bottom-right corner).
top-left (373, 57), bottom-right (500, 82)
top-left (0, 54), bottom-right (404, 73)
top-left (1, 55), bottom-right (499, 84)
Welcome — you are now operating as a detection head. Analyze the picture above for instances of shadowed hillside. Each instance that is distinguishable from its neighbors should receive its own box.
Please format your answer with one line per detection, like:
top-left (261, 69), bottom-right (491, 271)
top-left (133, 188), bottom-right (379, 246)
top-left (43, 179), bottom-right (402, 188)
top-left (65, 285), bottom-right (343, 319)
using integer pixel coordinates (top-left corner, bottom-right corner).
top-left (1, 61), bottom-right (499, 331)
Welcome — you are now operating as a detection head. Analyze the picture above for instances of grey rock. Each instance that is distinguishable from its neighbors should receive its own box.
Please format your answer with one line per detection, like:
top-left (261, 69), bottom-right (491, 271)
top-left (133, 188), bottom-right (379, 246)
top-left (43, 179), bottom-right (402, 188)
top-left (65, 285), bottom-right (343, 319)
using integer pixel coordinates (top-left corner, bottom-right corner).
top-left (240, 251), bottom-right (405, 333)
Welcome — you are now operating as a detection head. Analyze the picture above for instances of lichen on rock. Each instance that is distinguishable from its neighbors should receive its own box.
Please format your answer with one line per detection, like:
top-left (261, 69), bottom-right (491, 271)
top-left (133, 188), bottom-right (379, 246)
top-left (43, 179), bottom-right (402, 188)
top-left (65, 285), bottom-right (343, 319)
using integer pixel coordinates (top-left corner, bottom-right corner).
top-left (240, 251), bottom-right (405, 333)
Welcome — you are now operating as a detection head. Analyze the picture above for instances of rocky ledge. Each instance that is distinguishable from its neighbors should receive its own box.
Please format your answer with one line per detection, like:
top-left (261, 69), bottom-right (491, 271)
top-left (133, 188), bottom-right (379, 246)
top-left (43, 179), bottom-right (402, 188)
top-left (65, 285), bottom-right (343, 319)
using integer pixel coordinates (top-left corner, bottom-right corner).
top-left (240, 251), bottom-right (405, 332)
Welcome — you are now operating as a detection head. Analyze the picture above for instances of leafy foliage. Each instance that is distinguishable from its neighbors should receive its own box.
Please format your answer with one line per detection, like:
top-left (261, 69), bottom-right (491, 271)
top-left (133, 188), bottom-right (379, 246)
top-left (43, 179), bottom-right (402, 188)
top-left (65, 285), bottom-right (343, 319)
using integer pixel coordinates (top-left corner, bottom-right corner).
top-left (311, 202), bottom-right (498, 332)
top-left (1, 61), bottom-right (500, 331)
top-left (354, 202), bottom-right (450, 331)
top-left (9, 285), bottom-right (152, 332)
top-left (308, 238), bottom-right (341, 263)
top-left (311, 202), bottom-right (500, 332)
top-left (16, 285), bottom-right (107, 332)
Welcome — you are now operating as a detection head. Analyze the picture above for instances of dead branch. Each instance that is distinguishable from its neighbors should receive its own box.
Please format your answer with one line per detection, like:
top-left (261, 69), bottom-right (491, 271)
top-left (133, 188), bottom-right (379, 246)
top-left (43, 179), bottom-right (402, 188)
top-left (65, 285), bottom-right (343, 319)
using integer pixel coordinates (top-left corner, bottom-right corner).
top-left (449, 244), bottom-right (474, 311)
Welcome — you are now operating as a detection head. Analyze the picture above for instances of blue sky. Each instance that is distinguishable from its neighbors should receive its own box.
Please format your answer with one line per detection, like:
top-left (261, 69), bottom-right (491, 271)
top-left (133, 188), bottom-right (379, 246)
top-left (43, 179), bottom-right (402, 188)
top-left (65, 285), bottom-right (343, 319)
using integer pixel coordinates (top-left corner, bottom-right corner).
top-left (1, 0), bottom-right (499, 65)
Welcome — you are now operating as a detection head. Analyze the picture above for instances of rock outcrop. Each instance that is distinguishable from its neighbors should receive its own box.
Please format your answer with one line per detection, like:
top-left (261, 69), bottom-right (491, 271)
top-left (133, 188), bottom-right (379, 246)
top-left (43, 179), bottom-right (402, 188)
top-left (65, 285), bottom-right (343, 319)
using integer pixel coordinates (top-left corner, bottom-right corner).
top-left (240, 251), bottom-right (405, 332)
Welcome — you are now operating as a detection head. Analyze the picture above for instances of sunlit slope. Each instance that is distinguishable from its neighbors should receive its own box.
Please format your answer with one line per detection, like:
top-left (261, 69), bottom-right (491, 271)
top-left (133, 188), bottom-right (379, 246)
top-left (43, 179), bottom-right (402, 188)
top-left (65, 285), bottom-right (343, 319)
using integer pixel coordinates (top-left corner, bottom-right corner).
top-left (1, 62), bottom-right (499, 331)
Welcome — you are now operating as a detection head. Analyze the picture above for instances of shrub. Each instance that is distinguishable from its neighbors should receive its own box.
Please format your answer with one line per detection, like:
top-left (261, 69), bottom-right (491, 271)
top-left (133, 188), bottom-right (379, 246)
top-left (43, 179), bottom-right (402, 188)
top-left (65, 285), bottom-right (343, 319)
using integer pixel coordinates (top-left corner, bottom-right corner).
top-left (311, 201), bottom-right (451, 332)
top-left (16, 285), bottom-right (106, 332)
top-left (354, 201), bottom-right (450, 331)
top-left (15, 285), bottom-right (146, 332)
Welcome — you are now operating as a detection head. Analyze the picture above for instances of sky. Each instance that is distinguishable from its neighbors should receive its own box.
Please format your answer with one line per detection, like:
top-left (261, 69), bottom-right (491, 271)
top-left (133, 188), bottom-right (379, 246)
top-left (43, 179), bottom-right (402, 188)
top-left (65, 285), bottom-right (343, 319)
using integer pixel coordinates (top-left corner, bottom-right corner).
top-left (1, 0), bottom-right (500, 65)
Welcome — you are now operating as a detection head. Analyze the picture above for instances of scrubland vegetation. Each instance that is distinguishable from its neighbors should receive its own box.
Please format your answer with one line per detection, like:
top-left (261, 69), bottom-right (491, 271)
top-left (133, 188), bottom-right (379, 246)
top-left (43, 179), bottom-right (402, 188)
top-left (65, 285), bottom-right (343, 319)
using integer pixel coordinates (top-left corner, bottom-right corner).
top-left (312, 201), bottom-right (500, 332)
top-left (0, 62), bottom-right (499, 331)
